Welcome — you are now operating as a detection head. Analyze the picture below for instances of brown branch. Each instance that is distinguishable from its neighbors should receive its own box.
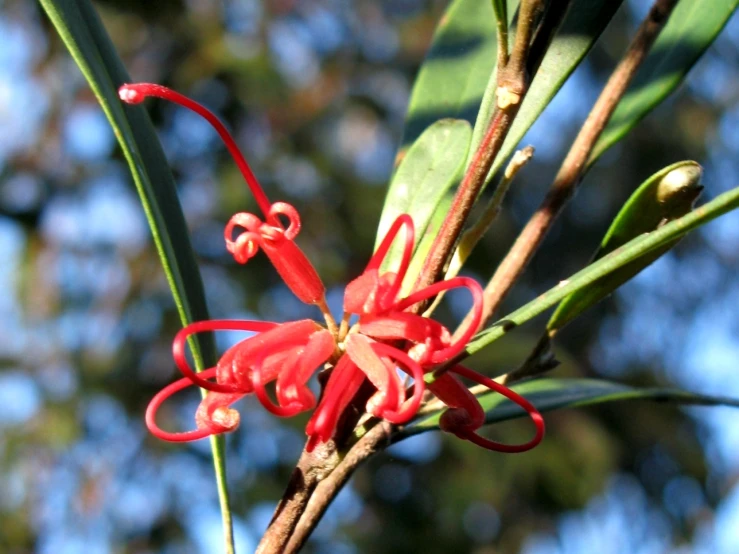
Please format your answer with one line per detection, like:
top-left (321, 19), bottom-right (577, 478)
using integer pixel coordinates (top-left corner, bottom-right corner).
top-left (413, 0), bottom-right (546, 295)
top-left (256, 378), bottom-right (379, 553)
top-left (255, 441), bottom-right (340, 554)
top-left (284, 422), bottom-right (393, 553)
top-left (464, 0), bottom-right (680, 332)
top-left (269, 4), bottom-right (550, 547)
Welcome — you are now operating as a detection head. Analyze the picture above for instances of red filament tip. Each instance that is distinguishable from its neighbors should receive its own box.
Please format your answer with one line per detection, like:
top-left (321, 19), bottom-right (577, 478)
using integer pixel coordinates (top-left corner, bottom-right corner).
top-left (118, 82), bottom-right (272, 218)
top-left (118, 86), bottom-right (145, 104)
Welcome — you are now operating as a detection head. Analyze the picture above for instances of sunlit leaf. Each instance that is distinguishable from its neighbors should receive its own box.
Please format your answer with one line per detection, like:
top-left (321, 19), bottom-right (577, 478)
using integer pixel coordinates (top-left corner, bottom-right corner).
top-left (589, 0), bottom-right (739, 164)
top-left (398, 378), bottom-right (739, 439)
top-left (377, 119), bottom-right (471, 272)
top-left (39, 1), bottom-right (234, 551)
top-left (398, 0), bottom-right (505, 150)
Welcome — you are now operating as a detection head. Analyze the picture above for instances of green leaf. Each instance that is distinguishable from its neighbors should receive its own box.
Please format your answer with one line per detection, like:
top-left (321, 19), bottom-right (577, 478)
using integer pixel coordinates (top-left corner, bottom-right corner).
top-left (547, 161), bottom-right (703, 332)
top-left (377, 119), bottom-right (471, 271)
top-left (589, 0), bottom-right (739, 164)
top-left (465, 181), bottom-right (739, 357)
top-left (398, 0), bottom-right (505, 150)
top-left (397, 378), bottom-right (739, 439)
top-left (470, 0), bottom-right (624, 182)
top-left (403, 191), bottom-right (455, 293)
top-left (491, 0), bottom-right (508, 27)
top-left (39, 1), bottom-right (234, 551)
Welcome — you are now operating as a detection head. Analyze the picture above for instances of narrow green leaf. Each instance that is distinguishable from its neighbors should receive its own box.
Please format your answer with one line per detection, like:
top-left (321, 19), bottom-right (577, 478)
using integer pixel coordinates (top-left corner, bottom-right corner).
top-left (397, 378), bottom-right (739, 439)
top-left (398, 0), bottom-right (500, 149)
top-left (491, 0), bottom-right (509, 63)
top-left (491, 0), bottom-right (508, 26)
top-left (470, 0), bottom-right (624, 182)
top-left (589, 0), bottom-right (739, 164)
top-left (547, 161), bottom-right (703, 332)
top-left (402, 191), bottom-right (455, 294)
top-left (39, 1), bottom-right (234, 551)
top-left (465, 181), bottom-right (739, 357)
top-left (377, 119), bottom-right (471, 271)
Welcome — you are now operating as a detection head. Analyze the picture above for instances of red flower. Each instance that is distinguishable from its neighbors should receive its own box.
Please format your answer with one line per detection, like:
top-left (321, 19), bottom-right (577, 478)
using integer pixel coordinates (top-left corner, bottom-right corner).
top-left (121, 83), bottom-right (544, 454)
top-left (306, 211), bottom-right (544, 452)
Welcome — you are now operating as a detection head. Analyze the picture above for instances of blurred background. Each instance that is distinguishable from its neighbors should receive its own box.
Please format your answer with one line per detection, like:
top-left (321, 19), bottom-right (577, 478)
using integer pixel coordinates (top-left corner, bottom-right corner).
top-left (1, 0), bottom-right (738, 552)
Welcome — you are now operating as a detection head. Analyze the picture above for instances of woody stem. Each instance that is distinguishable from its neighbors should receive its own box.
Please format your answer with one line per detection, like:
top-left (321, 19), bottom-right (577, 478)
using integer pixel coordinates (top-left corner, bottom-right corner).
top-left (413, 0), bottom-right (545, 297)
top-left (458, 0), bottom-right (680, 334)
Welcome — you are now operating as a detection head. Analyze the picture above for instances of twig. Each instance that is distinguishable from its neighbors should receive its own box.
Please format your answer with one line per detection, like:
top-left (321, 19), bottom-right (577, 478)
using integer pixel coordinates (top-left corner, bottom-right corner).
top-left (257, 379), bottom-right (378, 552)
top-left (463, 0), bottom-right (681, 332)
top-left (284, 422), bottom-right (393, 553)
top-left (425, 146), bottom-right (534, 317)
top-left (413, 0), bottom-right (546, 295)
top-left (497, 333), bottom-right (559, 385)
top-left (450, 146), bottom-right (535, 286)
top-left (255, 442), bottom-right (340, 554)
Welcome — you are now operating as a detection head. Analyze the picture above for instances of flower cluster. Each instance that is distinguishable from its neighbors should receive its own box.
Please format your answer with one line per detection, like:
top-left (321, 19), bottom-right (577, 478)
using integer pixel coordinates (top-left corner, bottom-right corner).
top-left (121, 83), bottom-right (544, 453)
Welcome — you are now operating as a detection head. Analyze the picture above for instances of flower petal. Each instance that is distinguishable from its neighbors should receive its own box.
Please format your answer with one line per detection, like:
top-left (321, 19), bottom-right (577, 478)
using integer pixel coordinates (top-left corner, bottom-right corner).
top-left (173, 319), bottom-right (279, 394)
top-left (358, 312), bottom-right (450, 345)
top-left (346, 334), bottom-right (402, 414)
top-left (229, 319), bottom-right (323, 387)
top-left (276, 329), bottom-right (335, 407)
top-left (305, 355), bottom-right (364, 451)
top-left (260, 236), bottom-right (326, 305)
top-left (370, 342), bottom-right (426, 424)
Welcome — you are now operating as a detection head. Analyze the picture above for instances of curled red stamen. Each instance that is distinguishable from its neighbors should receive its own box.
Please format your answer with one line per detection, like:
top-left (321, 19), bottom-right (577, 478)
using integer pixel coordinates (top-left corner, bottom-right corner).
top-left (120, 83), bottom-right (327, 306)
top-left (443, 365), bottom-right (545, 454)
top-left (268, 202), bottom-right (301, 239)
top-left (173, 319), bottom-right (279, 394)
top-left (394, 276), bottom-right (483, 364)
top-left (146, 368), bottom-right (245, 442)
top-left (344, 215), bottom-right (415, 316)
top-left (119, 83), bottom-right (272, 218)
top-left (366, 214), bottom-right (415, 299)
top-left (225, 207), bottom-right (326, 305)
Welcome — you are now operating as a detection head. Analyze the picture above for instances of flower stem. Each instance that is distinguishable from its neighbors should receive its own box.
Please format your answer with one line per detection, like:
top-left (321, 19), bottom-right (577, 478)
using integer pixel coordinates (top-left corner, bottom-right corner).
top-left (255, 442), bottom-right (340, 554)
top-left (285, 423), bottom-right (393, 553)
